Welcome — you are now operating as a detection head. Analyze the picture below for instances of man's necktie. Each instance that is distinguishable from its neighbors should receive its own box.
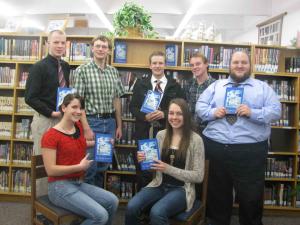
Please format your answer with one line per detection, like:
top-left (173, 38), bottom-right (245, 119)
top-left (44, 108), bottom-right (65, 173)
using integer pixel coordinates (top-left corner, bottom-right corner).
top-left (58, 60), bottom-right (66, 87)
top-left (154, 80), bottom-right (163, 93)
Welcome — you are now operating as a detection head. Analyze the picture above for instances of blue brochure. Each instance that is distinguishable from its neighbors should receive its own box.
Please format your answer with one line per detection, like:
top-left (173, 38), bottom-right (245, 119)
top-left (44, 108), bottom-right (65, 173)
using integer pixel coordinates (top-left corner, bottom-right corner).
top-left (165, 44), bottom-right (178, 66)
top-left (94, 133), bottom-right (113, 163)
top-left (56, 87), bottom-right (76, 111)
top-left (140, 90), bottom-right (162, 113)
top-left (224, 87), bottom-right (244, 114)
top-left (138, 138), bottom-right (160, 170)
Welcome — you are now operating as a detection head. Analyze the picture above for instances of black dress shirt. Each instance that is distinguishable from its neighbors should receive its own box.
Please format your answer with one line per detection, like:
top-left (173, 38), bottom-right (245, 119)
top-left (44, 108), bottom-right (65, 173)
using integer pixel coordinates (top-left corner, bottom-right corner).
top-left (25, 54), bottom-right (70, 117)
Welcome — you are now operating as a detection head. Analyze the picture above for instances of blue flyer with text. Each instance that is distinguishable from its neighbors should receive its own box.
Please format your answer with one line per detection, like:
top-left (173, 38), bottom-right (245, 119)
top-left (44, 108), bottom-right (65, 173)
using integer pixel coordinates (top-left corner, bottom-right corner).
top-left (138, 138), bottom-right (160, 170)
top-left (94, 133), bottom-right (113, 163)
top-left (224, 87), bottom-right (244, 114)
top-left (140, 90), bottom-right (162, 113)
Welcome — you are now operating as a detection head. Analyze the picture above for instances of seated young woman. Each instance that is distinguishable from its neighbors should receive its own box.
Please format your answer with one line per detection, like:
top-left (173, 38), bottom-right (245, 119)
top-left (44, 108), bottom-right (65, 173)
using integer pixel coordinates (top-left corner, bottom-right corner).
top-left (125, 98), bottom-right (205, 225)
top-left (41, 93), bottom-right (118, 225)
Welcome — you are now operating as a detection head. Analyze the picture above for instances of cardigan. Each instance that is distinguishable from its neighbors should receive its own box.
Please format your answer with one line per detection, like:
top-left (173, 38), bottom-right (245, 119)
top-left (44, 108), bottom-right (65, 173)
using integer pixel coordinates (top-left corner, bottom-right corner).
top-left (147, 129), bottom-right (205, 211)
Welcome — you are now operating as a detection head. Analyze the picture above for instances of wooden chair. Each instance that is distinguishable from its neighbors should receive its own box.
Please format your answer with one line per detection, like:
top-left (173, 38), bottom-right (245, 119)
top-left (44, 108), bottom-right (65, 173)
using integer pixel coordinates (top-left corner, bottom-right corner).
top-left (169, 160), bottom-right (209, 225)
top-left (31, 155), bottom-right (82, 225)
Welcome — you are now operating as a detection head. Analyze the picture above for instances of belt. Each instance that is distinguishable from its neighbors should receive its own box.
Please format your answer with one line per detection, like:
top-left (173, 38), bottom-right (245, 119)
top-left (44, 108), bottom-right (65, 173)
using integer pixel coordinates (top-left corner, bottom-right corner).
top-left (88, 112), bottom-right (115, 119)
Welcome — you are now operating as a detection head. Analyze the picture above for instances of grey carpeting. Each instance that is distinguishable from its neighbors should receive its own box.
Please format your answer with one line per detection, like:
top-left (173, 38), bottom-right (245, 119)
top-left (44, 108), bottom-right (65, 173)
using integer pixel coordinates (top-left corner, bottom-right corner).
top-left (0, 202), bottom-right (299, 225)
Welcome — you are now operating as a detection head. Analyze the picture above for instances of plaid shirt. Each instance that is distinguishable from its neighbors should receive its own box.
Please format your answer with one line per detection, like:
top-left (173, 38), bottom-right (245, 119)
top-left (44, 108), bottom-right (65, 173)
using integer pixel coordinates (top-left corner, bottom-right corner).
top-left (183, 75), bottom-right (215, 120)
top-left (73, 60), bottom-right (125, 114)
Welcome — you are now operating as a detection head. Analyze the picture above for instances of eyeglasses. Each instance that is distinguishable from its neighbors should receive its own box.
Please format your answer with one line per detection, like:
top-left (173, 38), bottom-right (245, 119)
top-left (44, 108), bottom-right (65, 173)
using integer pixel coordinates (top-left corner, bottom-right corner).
top-left (93, 45), bottom-right (109, 50)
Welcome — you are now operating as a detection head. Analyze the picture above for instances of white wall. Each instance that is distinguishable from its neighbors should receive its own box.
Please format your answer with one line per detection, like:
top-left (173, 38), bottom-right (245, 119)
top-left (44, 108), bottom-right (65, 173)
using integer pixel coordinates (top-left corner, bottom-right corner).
top-left (230, 0), bottom-right (300, 46)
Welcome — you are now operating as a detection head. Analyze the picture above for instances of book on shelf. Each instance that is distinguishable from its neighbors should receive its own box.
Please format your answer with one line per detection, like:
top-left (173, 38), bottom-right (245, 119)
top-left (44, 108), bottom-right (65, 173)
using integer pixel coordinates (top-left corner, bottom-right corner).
top-left (165, 44), bottom-right (178, 66)
top-left (94, 133), bottom-right (113, 163)
top-left (140, 90), bottom-right (162, 113)
top-left (224, 87), bottom-right (244, 114)
top-left (106, 175), bottom-right (121, 197)
top-left (138, 138), bottom-right (160, 170)
top-left (56, 87), bottom-right (76, 111)
top-left (114, 41), bottom-right (127, 63)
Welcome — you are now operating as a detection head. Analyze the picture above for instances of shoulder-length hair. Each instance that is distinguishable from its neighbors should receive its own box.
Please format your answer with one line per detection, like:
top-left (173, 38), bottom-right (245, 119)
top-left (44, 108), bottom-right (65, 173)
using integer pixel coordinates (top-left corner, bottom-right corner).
top-left (161, 98), bottom-right (192, 162)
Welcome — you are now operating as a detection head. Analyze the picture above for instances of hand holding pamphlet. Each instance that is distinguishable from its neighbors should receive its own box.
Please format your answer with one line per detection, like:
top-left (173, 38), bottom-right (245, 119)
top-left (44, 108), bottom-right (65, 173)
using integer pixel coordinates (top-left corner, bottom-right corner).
top-left (94, 133), bottom-right (113, 163)
top-left (224, 87), bottom-right (244, 114)
top-left (140, 90), bottom-right (162, 113)
top-left (138, 138), bottom-right (160, 170)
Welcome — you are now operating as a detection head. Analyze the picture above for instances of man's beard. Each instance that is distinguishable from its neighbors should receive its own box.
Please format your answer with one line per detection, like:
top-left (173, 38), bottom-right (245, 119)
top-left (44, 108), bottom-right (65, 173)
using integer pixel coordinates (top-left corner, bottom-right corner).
top-left (229, 71), bottom-right (251, 83)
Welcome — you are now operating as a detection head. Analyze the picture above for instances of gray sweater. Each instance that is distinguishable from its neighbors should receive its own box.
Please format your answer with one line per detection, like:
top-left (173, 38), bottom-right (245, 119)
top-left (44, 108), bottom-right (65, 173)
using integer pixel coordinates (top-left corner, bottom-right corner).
top-left (147, 130), bottom-right (205, 211)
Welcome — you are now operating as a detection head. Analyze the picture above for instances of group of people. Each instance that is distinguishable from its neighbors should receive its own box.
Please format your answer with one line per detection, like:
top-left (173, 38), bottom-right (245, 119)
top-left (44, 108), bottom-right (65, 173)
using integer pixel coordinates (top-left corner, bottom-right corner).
top-left (25, 29), bottom-right (281, 225)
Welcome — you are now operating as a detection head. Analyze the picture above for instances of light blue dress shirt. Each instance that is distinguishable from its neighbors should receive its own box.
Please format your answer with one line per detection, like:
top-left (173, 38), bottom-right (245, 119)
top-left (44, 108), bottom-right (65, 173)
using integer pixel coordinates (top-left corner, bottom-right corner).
top-left (196, 77), bottom-right (281, 144)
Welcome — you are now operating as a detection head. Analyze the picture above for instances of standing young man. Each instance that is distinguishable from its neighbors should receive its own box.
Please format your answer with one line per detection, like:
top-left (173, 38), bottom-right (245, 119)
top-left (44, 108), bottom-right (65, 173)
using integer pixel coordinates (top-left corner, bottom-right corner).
top-left (183, 52), bottom-right (215, 134)
top-left (130, 51), bottom-right (185, 189)
top-left (196, 51), bottom-right (281, 225)
top-left (25, 30), bottom-right (70, 156)
top-left (73, 35), bottom-right (125, 186)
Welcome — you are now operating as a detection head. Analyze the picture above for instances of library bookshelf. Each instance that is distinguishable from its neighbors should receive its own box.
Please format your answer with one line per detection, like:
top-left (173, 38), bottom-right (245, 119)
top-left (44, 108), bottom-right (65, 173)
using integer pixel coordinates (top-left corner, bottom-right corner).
top-left (0, 33), bottom-right (300, 214)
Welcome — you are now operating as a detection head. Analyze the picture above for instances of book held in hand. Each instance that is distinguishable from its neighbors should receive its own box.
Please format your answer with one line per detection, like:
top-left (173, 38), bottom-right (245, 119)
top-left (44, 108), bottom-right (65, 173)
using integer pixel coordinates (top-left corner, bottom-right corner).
top-left (94, 133), bottom-right (113, 163)
top-left (114, 41), bottom-right (127, 63)
top-left (138, 138), bottom-right (160, 170)
top-left (224, 87), bottom-right (244, 114)
top-left (56, 87), bottom-right (76, 111)
top-left (140, 90), bottom-right (162, 113)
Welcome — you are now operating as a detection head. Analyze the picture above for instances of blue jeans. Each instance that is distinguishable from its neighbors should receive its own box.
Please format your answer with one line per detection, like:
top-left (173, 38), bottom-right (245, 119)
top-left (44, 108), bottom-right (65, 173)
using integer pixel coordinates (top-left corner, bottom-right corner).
top-left (85, 116), bottom-right (116, 186)
top-left (125, 184), bottom-right (187, 225)
top-left (48, 180), bottom-right (119, 225)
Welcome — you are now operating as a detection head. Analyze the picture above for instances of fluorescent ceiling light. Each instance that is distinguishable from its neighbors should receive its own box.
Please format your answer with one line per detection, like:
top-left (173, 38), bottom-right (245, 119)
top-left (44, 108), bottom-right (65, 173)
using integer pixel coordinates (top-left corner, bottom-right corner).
top-left (84, 0), bottom-right (113, 31)
top-left (0, 2), bottom-right (19, 17)
top-left (172, 0), bottom-right (205, 38)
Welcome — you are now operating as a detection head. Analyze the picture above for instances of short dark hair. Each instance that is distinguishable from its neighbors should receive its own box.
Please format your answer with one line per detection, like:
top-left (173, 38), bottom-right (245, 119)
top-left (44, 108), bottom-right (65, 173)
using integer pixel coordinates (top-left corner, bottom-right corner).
top-left (91, 35), bottom-right (112, 50)
top-left (59, 93), bottom-right (85, 115)
top-left (149, 51), bottom-right (165, 64)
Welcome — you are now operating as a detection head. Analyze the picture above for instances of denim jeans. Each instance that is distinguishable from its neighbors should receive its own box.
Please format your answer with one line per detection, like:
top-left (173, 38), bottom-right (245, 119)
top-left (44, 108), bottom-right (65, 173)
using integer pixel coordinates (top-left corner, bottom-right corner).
top-left (48, 180), bottom-right (119, 225)
top-left (85, 116), bottom-right (116, 186)
top-left (125, 184), bottom-right (186, 225)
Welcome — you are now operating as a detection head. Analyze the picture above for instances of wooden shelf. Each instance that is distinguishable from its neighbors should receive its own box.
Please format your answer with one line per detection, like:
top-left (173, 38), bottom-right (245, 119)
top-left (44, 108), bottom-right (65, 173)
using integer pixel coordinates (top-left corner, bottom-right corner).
top-left (12, 138), bottom-right (33, 143)
top-left (115, 144), bottom-right (137, 148)
top-left (265, 177), bottom-right (295, 182)
top-left (106, 170), bottom-right (136, 175)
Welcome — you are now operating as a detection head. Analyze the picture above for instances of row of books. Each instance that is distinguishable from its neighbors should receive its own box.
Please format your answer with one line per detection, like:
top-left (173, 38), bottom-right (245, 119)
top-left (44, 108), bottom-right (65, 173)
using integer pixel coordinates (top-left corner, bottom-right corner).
top-left (106, 175), bottom-right (135, 199)
top-left (121, 96), bottom-right (133, 119)
top-left (0, 67), bottom-right (15, 86)
top-left (254, 48), bottom-right (280, 72)
top-left (271, 104), bottom-right (293, 127)
top-left (17, 97), bottom-right (34, 113)
top-left (264, 183), bottom-right (292, 206)
top-left (0, 169), bottom-right (9, 191)
top-left (113, 150), bottom-right (136, 171)
top-left (19, 71), bottom-right (29, 87)
top-left (119, 71), bottom-right (138, 92)
top-left (62, 41), bottom-right (92, 61)
top-left (11, 169), bottom-right (31, 193)
top-left (15, 118), bottom-right (32, 140)
top-left (261, 79), bottom-right (295, 101)
top-left (0, 38), bottom-right (39, 60)
top-left (183, 46), bottom-right (250, 69)
top-left (12, 143), bottom-right (33, 164)
top-left (0, 143), bottom-right (10, 163)
top-left (285, 57), bottom-right (300, 73)
top-left (0, 96), bottom-right (14, 112)
top-left (0, 122), bottom-right (12, 137)
top-left (265, 157), bottom-right (293, 178)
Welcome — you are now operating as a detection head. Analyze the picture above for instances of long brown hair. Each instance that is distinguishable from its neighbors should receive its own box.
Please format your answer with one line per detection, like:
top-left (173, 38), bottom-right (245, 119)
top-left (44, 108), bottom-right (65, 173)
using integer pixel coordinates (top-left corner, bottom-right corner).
top-left (161, 98), bottom-right (192, 162)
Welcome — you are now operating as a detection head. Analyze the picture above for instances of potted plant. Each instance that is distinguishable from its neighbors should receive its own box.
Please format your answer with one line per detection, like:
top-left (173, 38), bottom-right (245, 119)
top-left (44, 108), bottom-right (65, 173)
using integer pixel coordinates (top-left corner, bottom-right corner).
top-left (113, 2), bottom-right (157, 38)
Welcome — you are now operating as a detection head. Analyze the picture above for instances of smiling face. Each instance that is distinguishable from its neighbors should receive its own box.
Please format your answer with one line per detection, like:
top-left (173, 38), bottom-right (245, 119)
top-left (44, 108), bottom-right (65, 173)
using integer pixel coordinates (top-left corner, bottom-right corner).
top-left (229, 51), bottom-right (251, 83)
top-left (62, 98), bottom-right (82, 122)
top-left (190, 56), bottom-right (208, 78)
top-left (92, 39), bottom-right (110, 61)
top-left (150, 55), bottom-right (165, 79)
top-left (168, 103), bottom-right (184, 130)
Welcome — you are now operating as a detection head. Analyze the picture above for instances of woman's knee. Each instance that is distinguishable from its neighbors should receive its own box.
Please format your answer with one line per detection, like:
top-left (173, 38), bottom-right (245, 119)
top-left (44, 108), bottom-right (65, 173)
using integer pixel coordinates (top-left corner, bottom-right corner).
top-left (91, 210), bottom-right (109, 225)
top-left (149, 207), bottom-right (167, 224)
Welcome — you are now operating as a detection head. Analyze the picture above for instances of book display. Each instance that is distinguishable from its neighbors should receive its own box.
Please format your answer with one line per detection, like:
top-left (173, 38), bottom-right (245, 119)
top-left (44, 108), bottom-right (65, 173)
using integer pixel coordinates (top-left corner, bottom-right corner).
top-left (0, 33), bottom-right (299, 214)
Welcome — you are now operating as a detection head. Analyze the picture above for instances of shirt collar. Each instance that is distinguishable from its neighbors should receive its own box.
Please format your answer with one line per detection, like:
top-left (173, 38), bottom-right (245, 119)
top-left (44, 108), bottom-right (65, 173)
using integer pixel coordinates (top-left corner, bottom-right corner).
top-left (151, 75), bottom-right (167, 84)
top-left (224, 76), bottom-right (254, 87)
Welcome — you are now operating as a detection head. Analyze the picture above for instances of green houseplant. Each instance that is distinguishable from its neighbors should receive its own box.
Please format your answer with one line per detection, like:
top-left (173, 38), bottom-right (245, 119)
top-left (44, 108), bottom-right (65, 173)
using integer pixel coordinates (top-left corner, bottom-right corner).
top-left (113, 2), bottom-right (157, 38)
